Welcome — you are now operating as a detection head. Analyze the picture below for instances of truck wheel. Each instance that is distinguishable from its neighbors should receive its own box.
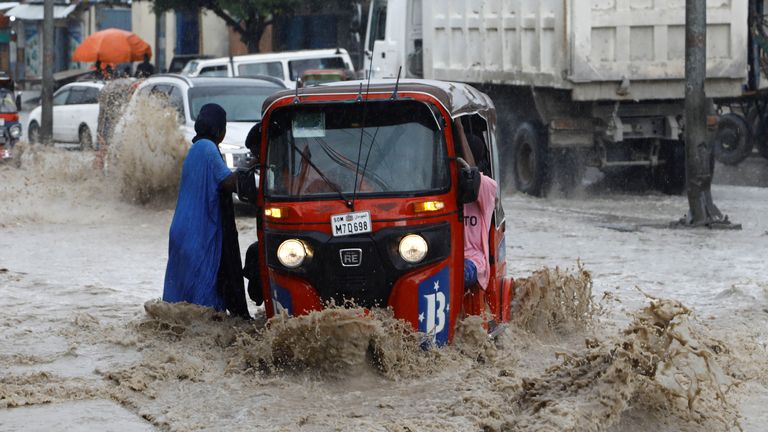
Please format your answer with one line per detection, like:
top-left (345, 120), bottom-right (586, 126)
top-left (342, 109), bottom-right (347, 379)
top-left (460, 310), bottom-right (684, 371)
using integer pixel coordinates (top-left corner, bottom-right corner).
top-left (754, 121), bottom-right (768, 160)
top-left (511, 123), bottom-right (549, 197)
top-left (713, 113), bottom-right (752, 166)
top-left (653, 141), bottom-right (686, 195)
top-left (758, 139), bottom-right (768, 160)
top-left (745, 108), bottom-right (768, 160)
top-left (28, 121), bottom-right (40, 145)
top-left (551, 148), bottom-right (585, 195)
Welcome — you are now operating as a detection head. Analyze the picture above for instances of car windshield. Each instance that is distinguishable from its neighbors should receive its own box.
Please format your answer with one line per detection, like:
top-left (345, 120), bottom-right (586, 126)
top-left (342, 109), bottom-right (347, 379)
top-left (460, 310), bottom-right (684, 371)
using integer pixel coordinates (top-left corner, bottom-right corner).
top-left (265, 100), bottom-right (449, 198)
top-left (288, 57), bottom-right (346, 81)
top-left (188, 85), bottom-right (275, 122)
top-left (180, 61), bottom-right (198, 75)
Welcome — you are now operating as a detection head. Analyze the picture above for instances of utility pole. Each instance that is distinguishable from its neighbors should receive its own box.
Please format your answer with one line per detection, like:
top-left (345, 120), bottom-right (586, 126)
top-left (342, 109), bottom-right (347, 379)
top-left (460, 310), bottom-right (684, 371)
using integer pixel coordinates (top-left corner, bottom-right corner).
top-left (40, 0), bottom-right (54, 145)
top-left (680, 0), bottom-right (738, 228)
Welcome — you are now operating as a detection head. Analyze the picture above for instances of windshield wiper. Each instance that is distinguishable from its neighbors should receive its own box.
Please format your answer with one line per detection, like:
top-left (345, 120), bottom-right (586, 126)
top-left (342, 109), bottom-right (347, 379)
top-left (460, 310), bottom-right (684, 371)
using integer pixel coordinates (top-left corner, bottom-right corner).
top-left (292, 143), bottom-right (353, 209)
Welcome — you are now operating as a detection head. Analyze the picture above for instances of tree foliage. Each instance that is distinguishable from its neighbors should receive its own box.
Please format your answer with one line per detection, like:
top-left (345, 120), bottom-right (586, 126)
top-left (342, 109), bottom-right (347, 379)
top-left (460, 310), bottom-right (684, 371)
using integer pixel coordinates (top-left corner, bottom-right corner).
top-left (149, 0), bottom-right (346, 53)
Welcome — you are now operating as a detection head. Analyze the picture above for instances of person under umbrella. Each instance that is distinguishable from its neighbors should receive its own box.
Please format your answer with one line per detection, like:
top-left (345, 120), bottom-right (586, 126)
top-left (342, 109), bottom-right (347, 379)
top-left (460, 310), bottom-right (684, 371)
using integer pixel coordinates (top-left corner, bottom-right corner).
top-left (135, 54), bottom-right (155, 78)
top-left (163, 103), bottom-right (249, 318)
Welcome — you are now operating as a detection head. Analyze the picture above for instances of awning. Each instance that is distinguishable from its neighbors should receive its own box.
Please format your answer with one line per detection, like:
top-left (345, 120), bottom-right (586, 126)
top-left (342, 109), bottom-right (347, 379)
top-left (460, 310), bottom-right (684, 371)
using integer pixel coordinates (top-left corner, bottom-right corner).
top-left (5, 4), bottom-right (77, 20)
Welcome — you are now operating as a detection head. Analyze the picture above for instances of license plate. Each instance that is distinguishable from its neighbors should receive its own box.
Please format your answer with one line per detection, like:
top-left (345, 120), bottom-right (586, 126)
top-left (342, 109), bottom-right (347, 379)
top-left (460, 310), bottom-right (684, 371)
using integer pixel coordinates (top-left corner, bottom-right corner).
top-left (331, 211), bottom-right (372, 237)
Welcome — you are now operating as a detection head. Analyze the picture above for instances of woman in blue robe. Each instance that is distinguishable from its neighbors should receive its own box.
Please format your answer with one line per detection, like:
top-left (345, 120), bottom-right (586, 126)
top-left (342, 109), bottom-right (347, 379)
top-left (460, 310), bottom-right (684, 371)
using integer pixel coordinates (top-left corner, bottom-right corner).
top-left (163, 103), bottom-right (249, 317)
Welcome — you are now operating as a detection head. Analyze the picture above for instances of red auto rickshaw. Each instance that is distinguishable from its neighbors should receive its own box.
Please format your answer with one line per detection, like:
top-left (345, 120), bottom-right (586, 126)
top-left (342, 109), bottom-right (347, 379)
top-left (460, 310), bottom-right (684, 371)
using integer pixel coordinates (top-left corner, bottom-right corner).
top-left (247, 80), bottom-right (514, 345)
top-left (0, 74), bottom-right (22, 162)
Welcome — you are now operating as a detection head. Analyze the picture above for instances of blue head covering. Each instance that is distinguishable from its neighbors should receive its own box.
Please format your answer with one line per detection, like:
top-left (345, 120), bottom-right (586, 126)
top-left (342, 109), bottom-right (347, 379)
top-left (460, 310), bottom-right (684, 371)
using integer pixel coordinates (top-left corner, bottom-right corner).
top-left (193, 103), bottom-right (227, 143)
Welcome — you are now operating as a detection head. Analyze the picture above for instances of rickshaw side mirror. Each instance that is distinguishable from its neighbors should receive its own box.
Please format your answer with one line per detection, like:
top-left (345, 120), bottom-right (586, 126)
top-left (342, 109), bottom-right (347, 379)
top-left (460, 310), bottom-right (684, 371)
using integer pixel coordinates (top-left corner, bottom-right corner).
top-left (15, 94), bottom-right (21, 111)
top-left (457, 158), bottom-right (480, 205)
top-left (235, 166), bottom-right (259, 204)
top-left (238, 121), bottom-right (263, 204)
top-left (245, 121), bottom-right (262, 159)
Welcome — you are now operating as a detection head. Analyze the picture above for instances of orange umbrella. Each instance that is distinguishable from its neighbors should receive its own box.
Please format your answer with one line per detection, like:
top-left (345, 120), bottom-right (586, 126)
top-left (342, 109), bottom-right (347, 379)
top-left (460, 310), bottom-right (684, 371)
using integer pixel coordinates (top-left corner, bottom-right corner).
top-left (73, 28), bottom-right (152, 64)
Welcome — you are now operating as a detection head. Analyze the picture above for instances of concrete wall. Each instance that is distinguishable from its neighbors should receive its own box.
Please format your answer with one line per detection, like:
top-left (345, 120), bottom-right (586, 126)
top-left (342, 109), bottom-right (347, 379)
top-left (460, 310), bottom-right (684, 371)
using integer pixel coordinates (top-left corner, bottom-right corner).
top-left (199, 9), bottom-right (228, 57)
top-left (132, 1), bottom-right (167, 70)
top-left (131, 1), bottom-right (229, 72)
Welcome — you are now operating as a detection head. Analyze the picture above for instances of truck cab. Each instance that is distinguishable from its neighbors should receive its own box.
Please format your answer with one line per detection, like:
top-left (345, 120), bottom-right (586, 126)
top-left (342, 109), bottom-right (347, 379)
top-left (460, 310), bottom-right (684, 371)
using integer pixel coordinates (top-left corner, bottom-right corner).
top-left (364, 0), bottom-right (423, 80)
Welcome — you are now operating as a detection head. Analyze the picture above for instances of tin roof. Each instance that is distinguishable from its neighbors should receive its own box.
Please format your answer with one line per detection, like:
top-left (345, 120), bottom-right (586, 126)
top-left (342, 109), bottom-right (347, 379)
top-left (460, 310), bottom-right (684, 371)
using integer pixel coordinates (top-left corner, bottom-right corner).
top-left (263, 79), bottom-right (495, 118)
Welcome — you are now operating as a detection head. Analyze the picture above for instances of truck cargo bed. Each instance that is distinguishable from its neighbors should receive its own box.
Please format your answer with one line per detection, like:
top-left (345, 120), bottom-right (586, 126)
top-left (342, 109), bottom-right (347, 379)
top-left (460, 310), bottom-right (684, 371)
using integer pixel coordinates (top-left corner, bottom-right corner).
top-left (423, 0), bottom-right (747, 101)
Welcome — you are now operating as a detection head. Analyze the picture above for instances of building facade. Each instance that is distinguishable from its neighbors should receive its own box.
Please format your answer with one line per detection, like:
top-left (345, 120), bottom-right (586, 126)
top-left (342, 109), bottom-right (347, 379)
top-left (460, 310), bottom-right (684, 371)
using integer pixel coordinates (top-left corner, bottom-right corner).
top-left (132, 1), bottom-right (231, 73)
top-left (2, 0), bottom-right (131, 83)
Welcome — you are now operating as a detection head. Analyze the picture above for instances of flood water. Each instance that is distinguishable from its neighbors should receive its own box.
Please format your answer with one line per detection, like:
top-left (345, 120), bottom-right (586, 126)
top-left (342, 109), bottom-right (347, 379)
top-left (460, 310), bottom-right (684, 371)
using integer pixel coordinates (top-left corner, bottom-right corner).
top-left (1, 138), bottom-right (767, 431)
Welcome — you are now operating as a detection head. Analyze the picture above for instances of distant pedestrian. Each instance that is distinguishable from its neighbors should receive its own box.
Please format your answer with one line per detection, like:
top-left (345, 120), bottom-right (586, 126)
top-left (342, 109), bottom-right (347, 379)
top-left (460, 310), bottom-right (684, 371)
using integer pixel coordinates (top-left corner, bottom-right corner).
top-left (135, 54), bottom-right (155, 78)
top-left (93, 60), bottom-right (103, 79)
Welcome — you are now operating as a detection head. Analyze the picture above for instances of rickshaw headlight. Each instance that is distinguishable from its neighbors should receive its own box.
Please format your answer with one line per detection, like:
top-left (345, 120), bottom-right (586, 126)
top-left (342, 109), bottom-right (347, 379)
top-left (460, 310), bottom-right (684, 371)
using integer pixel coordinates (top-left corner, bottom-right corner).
top-left (398, 234), bottom-right (428, 263)
top-left (277, 239), bottom-right (306, 268)
top-left (9, 124), bottom-right (21, 138)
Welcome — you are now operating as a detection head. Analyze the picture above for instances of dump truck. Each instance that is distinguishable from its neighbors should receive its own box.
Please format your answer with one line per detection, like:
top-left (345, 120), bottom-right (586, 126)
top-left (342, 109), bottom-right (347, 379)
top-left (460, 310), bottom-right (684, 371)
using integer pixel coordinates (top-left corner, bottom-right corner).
top-left (363, 0), bottom-right (749, 196)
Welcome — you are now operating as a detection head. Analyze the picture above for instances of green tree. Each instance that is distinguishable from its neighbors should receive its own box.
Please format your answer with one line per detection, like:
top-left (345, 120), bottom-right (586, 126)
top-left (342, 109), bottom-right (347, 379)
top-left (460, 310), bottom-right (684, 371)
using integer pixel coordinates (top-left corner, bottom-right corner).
top-left (149, 0), bottom-right (347, 53)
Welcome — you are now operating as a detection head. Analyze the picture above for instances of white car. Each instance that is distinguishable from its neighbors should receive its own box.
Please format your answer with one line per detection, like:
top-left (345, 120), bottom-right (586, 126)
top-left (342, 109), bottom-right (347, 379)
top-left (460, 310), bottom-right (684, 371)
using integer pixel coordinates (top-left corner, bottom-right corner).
top-left (130, 74), bottom-right (286, 169)
top-left (180, 48), bottom-right (355, 89)
top-left (28, 81), bottom-right (104, 149)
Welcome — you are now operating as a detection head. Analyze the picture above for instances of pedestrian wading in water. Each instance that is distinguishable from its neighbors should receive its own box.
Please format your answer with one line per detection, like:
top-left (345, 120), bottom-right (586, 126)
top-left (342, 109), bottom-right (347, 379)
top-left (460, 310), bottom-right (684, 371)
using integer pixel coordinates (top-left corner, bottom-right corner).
top-left (163, 103), bottom-right (250, 318)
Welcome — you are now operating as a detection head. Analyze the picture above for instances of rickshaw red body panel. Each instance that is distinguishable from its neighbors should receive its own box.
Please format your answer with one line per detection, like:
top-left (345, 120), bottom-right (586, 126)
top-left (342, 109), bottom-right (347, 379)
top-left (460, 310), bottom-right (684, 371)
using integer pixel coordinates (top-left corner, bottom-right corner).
top-left (255, 81), bottom-right (513, 344)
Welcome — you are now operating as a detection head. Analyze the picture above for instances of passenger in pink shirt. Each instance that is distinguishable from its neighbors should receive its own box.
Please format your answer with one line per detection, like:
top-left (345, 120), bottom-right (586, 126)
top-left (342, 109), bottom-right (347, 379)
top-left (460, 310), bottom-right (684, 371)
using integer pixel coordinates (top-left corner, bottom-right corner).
top-left (463, 134), bottom-right (497, 290)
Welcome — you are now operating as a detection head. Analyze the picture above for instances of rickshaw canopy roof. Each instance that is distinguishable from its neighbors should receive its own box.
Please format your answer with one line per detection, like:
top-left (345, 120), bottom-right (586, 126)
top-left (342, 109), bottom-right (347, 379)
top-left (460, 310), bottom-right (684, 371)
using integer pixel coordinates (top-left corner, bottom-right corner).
top-left (263, 79), bottom-right (496, 120)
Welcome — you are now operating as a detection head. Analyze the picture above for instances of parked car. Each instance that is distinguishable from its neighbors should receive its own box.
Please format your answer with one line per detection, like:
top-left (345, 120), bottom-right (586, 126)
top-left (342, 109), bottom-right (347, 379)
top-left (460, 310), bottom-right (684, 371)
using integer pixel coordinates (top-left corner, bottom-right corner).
top-left (28, 81), bottom-right (104, 149)
top-left (126, 74), bottom-right (286, 169)
top-left (167, 54), bottom-right (211, 73)
top-left (180, 48), bottom-right (355, 88)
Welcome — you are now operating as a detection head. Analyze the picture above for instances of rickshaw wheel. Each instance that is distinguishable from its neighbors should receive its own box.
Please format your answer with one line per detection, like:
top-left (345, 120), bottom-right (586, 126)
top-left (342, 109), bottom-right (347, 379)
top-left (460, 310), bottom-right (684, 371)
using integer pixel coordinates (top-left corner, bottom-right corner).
top-left (79, 125), bottom-right (94, 151)
top-left (28, 121), bottom-right (40, 145)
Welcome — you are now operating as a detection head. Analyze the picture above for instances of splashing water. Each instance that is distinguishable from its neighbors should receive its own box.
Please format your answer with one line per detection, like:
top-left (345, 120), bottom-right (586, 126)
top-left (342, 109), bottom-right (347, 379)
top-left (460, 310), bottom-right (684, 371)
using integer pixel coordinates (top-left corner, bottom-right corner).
top-left (512, 264), bottom-right (596, 336)
top-left (121, 269), bottom-right (739, 431)
top-left (107, 94), bottom-right (188, 205)
top-left (464, 296), bottom-right (740, 432)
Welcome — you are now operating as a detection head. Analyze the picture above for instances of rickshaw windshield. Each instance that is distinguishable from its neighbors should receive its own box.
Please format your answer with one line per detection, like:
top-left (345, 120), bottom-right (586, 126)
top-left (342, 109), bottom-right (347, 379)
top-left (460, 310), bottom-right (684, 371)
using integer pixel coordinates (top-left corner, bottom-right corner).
top-left (0, 90), bottom-right (16, 113)
top-left (265, 100), bottom-right (449, 198)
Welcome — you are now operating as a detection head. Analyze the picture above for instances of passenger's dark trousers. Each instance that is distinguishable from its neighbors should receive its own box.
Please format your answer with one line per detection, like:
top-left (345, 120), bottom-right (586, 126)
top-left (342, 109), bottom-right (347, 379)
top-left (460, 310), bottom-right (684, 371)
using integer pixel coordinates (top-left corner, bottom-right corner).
top-left (217, 192), bottom-right (250, 318)
top-left (243, 242), bottom-right (263, 305)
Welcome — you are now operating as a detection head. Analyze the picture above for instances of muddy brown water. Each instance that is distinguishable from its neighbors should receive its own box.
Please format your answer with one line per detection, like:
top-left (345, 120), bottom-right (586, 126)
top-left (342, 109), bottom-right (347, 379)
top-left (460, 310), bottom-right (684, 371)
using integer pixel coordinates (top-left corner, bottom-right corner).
top-left (1, 128), bottom-right (767, 431)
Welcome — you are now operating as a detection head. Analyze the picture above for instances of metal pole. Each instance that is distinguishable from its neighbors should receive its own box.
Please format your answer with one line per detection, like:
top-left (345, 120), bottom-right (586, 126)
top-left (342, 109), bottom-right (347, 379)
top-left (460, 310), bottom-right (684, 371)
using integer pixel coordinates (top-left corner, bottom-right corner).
top-left (40, 0), bottom-right (54, 145)
top-left (683, 0), bottom-right (724, 226)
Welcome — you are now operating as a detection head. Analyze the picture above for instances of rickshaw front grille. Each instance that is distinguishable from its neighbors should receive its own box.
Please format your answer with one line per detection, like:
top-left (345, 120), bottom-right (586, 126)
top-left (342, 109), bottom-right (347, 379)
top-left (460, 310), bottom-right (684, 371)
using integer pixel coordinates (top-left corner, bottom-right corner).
top-left (264, 223), bottom-right (451, 310)
top-left (319, 241), bottom-right (390, 309)
top-left (332, 274), bottom-right (367, 286)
